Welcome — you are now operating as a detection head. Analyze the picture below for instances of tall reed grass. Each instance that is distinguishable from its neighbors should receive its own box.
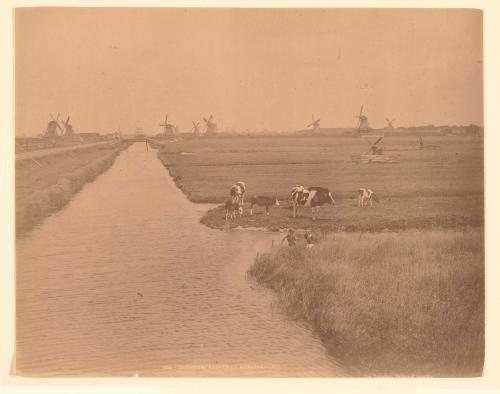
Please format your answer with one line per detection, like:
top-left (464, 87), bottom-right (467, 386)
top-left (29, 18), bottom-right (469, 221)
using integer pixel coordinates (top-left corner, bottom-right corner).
top-left (249, 230), bottom-right (484, 376)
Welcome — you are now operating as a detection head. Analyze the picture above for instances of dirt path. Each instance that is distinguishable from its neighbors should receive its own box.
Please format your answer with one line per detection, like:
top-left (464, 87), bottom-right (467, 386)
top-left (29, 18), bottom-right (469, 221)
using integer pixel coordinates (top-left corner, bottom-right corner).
top-left (15, 140), bottom-right (119, 161)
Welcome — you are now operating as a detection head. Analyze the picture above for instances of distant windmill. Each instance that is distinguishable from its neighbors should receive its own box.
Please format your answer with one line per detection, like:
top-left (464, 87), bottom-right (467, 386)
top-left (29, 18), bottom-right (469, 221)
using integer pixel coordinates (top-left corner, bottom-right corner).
top-left (45, 113), bottom-right (63, 137)
top-left (160, 114), bottom-right (176, 137)
top-left (351, 134), bottom-right (397, 163)
top-left (307, 114), bottom-right (321, 132)
top-left (61, 115), bottom-right (74, 136)
top-left (192, 120), bottom-right (201, 136)
top-left (385, 118), bottom-right (396, 129)
top-left (204, 114), bottom-right (217, 136)
top-left (356, 105), bottom-right (372, 133)
top-left (363, 136), bottom-right (384, 155)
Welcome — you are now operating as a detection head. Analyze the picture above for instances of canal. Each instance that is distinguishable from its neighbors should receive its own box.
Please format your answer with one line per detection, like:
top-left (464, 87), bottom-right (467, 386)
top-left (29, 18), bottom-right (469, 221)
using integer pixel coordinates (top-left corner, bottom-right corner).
top-left (16, 143), bottom-right (342, 377)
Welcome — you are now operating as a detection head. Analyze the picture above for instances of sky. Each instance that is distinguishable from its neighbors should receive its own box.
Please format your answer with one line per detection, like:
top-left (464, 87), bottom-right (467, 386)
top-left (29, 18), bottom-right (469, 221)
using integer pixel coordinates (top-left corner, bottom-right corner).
top-left (14, 8), bottom-right (483, 136)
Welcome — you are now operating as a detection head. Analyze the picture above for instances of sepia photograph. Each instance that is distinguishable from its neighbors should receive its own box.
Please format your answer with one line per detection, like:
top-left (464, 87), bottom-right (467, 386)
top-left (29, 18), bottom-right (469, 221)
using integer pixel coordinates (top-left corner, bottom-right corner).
top-left (8, 5), bottom-right (487, 380)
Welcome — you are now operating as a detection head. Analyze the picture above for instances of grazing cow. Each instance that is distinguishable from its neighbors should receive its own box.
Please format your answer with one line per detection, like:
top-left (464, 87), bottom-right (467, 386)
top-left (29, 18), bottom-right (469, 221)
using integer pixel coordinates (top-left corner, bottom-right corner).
top-left (290, 185), bottom-right (335, 220)
top-left (249, 196), bottom-right (280, 215)
top-left (230, 181), bottom-right (246, 203)
top-left (234, 181), bottom-right (246, 204)
top-left (225, 196), bottom-right (243, 220)
top-left (230, 181), bottom-right (246, 214)
top-left (358, 188), bottom-right (379, 207)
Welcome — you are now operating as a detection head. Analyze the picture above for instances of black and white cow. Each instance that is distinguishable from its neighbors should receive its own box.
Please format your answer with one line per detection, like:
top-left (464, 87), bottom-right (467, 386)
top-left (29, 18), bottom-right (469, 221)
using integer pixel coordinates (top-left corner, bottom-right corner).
top-left (230, 181), bottom-right (246, 205)
top-left (290, 185), bottom-right (335, 220)
top-left (358, 188), bottom-right (379, 207)
top-left (225, 196), bottom-right (243, 220)
top-left (249, 196), bottom-right (280, 216)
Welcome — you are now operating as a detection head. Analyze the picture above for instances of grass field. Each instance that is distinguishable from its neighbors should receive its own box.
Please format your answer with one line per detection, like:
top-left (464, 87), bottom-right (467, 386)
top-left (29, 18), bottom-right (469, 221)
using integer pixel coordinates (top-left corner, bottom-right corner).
top-left (157, 134), bottom-right (483, 232)
top-left (16, 144), bottom-right (123, 235)
top-left (249, 230), bottom-right (484, 376)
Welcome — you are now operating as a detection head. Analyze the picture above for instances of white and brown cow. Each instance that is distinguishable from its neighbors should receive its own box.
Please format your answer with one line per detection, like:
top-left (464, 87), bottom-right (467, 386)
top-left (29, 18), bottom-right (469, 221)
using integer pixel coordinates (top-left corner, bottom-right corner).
top-left (225, 196), bottom-right (243, 220)
top-left (290, 185), bottom-right (335, 220)
top-left (249, 196), bottom-right (280, 215)
top-left (230, 181), bottom-right (246, 205)
top-left (358, 188), bottom-right (379, 207)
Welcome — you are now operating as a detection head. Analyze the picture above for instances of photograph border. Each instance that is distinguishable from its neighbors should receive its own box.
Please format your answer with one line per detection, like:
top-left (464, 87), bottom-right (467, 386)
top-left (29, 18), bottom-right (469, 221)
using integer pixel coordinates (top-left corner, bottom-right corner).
top-left (1, 0), bottom-right (499, 393)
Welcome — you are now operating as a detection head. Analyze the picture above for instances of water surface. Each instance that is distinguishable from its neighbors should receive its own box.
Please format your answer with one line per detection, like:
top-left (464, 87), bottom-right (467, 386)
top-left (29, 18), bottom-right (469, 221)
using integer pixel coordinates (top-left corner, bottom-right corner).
top-left (16, 143), bottom-right (342, 377)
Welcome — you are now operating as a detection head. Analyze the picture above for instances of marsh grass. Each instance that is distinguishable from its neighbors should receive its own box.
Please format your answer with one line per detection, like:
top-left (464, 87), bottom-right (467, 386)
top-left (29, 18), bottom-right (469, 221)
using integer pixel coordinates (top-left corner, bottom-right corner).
top-left (249, 230), bottom-right (484, 376)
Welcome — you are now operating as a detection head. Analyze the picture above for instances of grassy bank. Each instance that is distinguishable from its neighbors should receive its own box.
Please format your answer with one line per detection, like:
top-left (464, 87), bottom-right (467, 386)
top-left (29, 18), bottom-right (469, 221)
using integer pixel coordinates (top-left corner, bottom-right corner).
top-left (248, 230), bottom-right (484, 376)
top-left (16, 144), bottom-right (124, 235)
top-left (200, 195), bottom-right (482, 232)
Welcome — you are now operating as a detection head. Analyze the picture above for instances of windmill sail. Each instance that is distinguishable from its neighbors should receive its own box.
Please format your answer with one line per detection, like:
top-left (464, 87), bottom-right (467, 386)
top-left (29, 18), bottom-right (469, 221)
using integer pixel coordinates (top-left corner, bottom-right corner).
top-left (306, 115), bottom-right (321, 131)
top-left (356, 105), bottom-right (372, 133)
top-left (46, 113), bottom-right (62, 137)
top-left (204, 114), bottom-right (217, 136)
top-left (160, 114), bottom-right (176, 137)
top-left (363, 136), bottom-right (384, 155)
top-left (192, 121), bottom-right (201, 136)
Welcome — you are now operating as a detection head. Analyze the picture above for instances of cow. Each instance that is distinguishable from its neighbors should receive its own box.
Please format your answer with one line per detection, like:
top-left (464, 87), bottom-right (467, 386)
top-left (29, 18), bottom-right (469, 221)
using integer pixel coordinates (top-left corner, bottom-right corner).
top-left (235, 181), bottom-right (246, 204)
top-left (229, 181), bottom-right (246, 214)
top-left (290, 185), bottom-right (335, 220)
top-left (358, 188), bottom-right (379, 207)
top-left (249, 196), bottom-right (280, 216)
top-left (225, 196), bottom-right (243, 220)
top-left (230, 181), bottom-right (246, 203)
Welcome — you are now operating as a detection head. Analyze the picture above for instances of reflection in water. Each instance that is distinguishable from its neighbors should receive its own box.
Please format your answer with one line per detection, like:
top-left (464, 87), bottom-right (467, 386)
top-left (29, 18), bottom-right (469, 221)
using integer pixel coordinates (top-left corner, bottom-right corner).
top-left (16, 143), bottom-right (342, 377)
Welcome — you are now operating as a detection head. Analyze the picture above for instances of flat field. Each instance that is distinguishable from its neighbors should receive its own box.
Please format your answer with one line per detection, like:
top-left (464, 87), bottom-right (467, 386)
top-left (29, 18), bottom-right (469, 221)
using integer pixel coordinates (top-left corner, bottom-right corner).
top-left (157, 134), bottom-right (483, 232)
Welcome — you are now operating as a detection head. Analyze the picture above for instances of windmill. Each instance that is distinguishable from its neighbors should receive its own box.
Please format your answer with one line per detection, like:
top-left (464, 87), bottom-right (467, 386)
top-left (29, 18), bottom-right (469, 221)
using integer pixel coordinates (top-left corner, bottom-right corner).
top-left (192, 121), bottom-right (201, 136)
top-left (160, 114), bottom-right (176, 137)
top-left (61, 115), bottom-right (74, 136)
top-left (355, 105), bottom-right (372, 133)
top-left (45, 113), bottom-right (63, 137)
top-left (351, 134), bottom-right (397, 163)
top-left (386, 118), bottom-right (396, 129)
top-left (363, 135), bottom-right (384, 155)
top-left (306, 114), bottom-right (321, 132)
top-left (204, 114), bottom-right (217, 136)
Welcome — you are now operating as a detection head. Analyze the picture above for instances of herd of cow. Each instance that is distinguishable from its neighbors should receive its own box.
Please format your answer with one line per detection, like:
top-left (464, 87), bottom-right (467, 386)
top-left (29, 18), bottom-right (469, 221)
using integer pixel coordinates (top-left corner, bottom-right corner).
top-left (224, 181), bottom-right (379, 221)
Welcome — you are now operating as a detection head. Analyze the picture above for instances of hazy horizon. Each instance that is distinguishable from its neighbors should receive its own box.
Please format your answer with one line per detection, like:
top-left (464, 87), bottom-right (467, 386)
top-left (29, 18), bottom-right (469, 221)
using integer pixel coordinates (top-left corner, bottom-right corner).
top-left (15, 8), bottom-right (483, 136)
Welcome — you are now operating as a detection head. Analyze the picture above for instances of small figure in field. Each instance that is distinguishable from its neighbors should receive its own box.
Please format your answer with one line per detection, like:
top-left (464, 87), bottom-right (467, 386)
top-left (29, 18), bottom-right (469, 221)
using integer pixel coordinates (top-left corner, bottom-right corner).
top-left (304, 231), bottom-right (315, 249)
top-left (225, 196), bottom-right (242, 220)
top-left (281, 228), bottom-right (297, 247)
top-left (249, 196), bottom-right (280, 215)
top-left (358, 188), bottom-right (379, 207)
